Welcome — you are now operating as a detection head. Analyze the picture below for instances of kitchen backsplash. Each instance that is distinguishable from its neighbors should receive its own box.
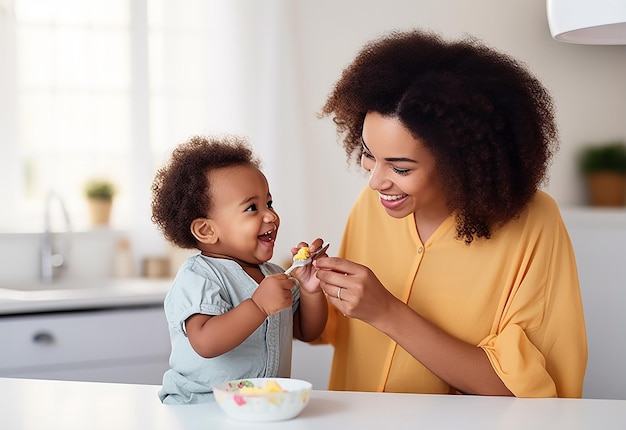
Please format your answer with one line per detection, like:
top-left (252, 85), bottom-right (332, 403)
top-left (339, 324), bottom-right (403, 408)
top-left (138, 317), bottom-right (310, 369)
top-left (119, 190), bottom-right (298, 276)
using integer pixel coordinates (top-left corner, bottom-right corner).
top-left (0, 230), bottom-right (124, 283)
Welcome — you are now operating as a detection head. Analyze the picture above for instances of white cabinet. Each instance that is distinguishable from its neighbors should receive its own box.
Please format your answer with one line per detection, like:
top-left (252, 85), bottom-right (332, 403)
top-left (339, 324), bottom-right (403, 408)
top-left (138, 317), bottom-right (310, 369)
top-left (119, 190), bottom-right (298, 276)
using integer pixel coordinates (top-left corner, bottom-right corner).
top-left (0, 306), bottom-right (171, 384)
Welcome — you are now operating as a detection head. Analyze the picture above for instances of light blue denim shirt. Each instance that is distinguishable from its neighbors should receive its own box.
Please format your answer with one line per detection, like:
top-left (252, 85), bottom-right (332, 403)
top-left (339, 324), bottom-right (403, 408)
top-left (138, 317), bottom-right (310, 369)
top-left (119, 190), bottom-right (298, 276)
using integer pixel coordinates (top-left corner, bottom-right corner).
top-left (158, 254), bottom-right (299, 404)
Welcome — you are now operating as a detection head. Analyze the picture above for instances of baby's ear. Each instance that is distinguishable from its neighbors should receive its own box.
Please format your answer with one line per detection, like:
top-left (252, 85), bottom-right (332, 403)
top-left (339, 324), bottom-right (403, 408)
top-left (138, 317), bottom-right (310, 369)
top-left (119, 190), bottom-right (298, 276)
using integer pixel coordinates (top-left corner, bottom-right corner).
top-left (190, 218), bottom-right (218, 244)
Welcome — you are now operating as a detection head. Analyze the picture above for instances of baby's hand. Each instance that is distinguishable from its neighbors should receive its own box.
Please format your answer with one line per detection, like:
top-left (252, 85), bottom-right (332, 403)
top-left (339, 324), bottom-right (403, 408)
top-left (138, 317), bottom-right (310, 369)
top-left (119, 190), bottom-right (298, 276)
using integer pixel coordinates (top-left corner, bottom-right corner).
top-left (251, 274), bottom-right (294, 316)
top-left (289, 238), bottom-right (327, 294)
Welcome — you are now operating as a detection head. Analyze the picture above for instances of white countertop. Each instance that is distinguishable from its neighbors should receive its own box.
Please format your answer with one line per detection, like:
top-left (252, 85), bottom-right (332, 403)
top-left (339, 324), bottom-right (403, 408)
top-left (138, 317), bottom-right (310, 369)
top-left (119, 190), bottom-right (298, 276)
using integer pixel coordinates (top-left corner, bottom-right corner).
top-left (0, 278), bottom-right (171, 315)
top-left (1, 378), bottom-right (625, 429)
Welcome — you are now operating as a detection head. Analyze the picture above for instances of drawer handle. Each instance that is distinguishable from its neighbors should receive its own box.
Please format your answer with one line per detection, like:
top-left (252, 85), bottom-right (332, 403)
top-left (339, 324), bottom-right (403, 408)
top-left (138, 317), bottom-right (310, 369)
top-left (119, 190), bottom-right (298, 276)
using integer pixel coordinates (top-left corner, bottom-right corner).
top-left (32, 332), bottom-right (55, 345)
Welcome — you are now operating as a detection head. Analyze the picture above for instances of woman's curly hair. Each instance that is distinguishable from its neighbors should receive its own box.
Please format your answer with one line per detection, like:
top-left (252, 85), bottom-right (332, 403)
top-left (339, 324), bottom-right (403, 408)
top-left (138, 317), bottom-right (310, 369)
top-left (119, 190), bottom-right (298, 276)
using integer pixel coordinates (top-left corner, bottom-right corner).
top-left (151, 135), bottom-right (260, 249)
top-left (320, 29), bottom-right (558, 244)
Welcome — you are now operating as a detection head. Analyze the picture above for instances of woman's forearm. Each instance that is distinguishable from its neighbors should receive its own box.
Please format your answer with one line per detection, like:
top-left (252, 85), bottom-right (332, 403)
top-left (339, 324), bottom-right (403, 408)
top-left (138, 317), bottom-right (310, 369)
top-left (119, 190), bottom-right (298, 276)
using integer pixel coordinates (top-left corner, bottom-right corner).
top-left (375, 299), bottom-right (513, 396)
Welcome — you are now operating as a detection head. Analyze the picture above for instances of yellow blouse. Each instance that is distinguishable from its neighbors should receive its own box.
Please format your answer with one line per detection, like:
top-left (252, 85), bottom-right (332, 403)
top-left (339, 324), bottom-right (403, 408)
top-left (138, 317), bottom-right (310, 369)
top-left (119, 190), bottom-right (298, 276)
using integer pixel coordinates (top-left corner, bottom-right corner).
top-left (322, 187), bottom-right (587, 397)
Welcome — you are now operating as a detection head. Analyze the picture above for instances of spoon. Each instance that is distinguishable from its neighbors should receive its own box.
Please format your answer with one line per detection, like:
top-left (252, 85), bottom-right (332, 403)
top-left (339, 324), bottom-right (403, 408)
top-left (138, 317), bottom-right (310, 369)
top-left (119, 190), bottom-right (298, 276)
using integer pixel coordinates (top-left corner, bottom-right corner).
top-left (284, 243), bottom-right (330, 275)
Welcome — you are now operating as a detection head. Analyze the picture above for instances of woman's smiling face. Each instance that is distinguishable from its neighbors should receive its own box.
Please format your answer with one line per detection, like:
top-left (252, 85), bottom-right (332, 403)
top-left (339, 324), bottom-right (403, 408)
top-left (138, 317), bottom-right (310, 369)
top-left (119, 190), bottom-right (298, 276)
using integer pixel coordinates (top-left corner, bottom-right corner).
top-left (361, 111), bottom-right (449, 220)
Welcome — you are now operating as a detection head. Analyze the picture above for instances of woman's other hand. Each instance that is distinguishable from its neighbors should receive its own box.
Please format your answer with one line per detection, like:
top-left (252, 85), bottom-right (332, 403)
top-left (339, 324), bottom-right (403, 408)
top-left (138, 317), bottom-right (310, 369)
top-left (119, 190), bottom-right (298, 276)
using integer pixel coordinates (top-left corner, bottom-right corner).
top-left (314, 256), bottom-right (398, 325)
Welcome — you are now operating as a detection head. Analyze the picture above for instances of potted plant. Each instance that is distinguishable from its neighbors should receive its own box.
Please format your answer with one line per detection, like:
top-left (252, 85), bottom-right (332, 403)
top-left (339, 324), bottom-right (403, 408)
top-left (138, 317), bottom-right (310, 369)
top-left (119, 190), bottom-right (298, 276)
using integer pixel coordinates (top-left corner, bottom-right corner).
top-left (85, 179), bottom-right (116, 225)
top-left (578, 141), bottom-right (626, 207)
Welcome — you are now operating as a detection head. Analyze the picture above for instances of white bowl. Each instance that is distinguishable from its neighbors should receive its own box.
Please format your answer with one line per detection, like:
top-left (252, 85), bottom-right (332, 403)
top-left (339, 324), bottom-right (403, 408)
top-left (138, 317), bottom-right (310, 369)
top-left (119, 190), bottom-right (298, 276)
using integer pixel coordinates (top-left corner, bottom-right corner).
top-left (213, 378), bottom-right (312, 422)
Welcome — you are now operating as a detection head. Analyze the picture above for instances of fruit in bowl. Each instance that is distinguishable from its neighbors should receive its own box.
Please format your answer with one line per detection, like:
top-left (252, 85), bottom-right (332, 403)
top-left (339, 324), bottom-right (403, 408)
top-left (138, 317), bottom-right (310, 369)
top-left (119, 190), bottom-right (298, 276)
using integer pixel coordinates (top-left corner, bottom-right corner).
top-left (213, 378), bottom-right (312, 422)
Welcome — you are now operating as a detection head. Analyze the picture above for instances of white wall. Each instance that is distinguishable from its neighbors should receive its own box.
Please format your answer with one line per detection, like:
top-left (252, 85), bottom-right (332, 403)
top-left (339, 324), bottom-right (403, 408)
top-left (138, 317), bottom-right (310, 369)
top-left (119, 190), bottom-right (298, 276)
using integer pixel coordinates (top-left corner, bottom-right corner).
top-left (561, 208), bottom-right (626, 399)
top-left (260, 0), bottom-right (626, 262)
top-left (3, 1), bottom-right (624, 268)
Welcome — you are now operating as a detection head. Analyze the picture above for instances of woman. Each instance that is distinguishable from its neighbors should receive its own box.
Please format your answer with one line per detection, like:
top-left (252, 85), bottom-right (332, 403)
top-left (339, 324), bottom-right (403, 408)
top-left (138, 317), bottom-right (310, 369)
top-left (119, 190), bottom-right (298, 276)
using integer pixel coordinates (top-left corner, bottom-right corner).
top-left (314, 29), bottom-right (587, 397)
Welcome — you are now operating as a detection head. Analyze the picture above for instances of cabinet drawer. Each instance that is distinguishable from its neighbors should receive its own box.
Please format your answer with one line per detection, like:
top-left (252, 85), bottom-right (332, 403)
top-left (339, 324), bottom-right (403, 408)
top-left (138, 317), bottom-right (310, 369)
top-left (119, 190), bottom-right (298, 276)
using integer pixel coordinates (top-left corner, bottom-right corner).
top-left (0, 307), bottom-right (171, 371)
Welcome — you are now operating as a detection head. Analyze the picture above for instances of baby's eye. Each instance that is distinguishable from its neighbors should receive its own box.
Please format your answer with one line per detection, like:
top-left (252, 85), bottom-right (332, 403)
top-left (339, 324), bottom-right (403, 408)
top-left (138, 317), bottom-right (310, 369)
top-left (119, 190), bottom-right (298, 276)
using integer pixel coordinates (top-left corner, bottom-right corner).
top-left (245, 203), bottom-right (258, 212)
top-left (267, 200), bottom-right (274, 209)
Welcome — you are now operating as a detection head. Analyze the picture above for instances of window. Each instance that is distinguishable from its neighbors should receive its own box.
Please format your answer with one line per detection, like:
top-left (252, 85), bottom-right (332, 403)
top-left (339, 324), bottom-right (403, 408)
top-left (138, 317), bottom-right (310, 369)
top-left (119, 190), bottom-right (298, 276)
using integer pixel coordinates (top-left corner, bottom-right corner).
top-left (0, 0), bottom-right (247, 234)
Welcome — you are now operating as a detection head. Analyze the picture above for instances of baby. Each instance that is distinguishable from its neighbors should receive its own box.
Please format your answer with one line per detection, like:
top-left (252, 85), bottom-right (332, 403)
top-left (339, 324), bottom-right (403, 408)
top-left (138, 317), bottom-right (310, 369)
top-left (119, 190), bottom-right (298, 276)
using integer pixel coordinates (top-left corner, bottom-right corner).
top-left (150, 134), bottom-right (328, 404)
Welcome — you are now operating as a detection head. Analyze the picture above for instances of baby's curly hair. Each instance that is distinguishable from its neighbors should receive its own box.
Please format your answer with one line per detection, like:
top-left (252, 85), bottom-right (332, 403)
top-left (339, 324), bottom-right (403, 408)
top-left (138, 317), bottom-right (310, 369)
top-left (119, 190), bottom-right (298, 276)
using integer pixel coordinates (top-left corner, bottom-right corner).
top-left (151, 135), bottom-right (260, 249)
top-left (320, 29), bottom-right (558, 244)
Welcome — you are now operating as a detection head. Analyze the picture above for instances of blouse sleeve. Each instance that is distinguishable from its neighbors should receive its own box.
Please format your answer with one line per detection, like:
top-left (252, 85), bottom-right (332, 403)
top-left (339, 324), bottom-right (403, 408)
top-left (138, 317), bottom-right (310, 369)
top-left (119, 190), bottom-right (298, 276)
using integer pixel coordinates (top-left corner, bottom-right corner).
top-left (480, 326), bottom-right (557, 396)
top-left (479, 210), bottom-right (587, 398)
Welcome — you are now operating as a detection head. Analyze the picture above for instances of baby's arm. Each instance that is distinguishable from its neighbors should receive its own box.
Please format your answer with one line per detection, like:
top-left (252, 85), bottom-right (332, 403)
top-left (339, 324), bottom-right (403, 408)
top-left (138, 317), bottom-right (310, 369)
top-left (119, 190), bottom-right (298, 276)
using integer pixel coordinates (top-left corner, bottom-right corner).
top-left (290, 239), bottom-right (329, 341)
top-left (293, 284), bottom-right (328, 342)
top-left (185, 274), bottom-right (294, 358)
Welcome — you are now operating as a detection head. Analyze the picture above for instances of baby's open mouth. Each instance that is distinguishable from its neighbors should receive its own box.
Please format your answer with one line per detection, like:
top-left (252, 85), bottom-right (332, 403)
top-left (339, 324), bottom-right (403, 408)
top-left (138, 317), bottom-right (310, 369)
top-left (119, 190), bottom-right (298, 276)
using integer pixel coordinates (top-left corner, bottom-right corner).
top-left (258, 228), bottom-right (276, 242)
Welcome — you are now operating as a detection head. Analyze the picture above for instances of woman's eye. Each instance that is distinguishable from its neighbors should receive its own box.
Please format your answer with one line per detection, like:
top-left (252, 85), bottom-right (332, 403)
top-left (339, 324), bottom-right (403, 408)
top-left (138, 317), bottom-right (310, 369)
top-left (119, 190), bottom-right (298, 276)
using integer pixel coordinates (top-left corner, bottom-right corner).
top-left (362, 150), bottom-right (375, 160)
top-left (392, 167), bottom-right (411, 175)
top-left (245, 204), bottom-right (258, 212)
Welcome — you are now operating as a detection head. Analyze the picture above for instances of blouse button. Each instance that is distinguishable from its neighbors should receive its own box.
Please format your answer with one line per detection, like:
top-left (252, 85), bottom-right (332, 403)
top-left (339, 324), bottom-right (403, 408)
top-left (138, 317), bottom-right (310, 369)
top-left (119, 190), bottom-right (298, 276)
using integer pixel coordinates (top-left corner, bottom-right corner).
top-left (418, 247), bottom-right (423, 254)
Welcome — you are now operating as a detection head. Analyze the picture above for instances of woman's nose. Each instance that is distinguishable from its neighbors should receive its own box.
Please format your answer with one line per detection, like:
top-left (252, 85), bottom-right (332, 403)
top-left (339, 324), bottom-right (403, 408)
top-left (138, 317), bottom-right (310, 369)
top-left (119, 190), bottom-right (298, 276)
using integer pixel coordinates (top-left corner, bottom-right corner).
top-left (367, 164), bottom-right (386, 190)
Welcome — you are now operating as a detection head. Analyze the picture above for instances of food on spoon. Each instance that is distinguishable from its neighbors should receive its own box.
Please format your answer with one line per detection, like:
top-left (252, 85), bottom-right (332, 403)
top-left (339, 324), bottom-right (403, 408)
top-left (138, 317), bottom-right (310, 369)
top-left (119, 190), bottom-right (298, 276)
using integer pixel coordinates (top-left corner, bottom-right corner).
top-left (238, 380), bottom-right (286, 394)
top-left (293, 247), bottom-right (310, 261)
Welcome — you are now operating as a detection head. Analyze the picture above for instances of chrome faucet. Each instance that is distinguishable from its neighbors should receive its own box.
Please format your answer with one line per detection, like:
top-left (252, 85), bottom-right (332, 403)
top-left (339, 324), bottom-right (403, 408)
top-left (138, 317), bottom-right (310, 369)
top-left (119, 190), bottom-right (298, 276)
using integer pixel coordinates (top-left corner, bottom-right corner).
top-left (40, 191), bottom-right (72, 282)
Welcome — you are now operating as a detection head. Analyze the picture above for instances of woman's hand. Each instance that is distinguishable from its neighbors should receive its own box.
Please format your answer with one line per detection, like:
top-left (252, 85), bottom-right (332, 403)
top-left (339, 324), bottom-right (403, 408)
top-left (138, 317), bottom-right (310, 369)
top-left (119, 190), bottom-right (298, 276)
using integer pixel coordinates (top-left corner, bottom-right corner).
top-left (314, 256), bottom-right (399, 326)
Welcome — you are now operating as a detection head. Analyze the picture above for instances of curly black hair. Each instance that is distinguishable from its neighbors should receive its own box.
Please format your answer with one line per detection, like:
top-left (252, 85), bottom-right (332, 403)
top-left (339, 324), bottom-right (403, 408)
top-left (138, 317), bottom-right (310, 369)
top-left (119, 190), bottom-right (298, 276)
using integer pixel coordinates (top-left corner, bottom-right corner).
top-left (151, 135), bottom-right (260, 249)
top-left (320, 29), bottom-right (558, 244)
